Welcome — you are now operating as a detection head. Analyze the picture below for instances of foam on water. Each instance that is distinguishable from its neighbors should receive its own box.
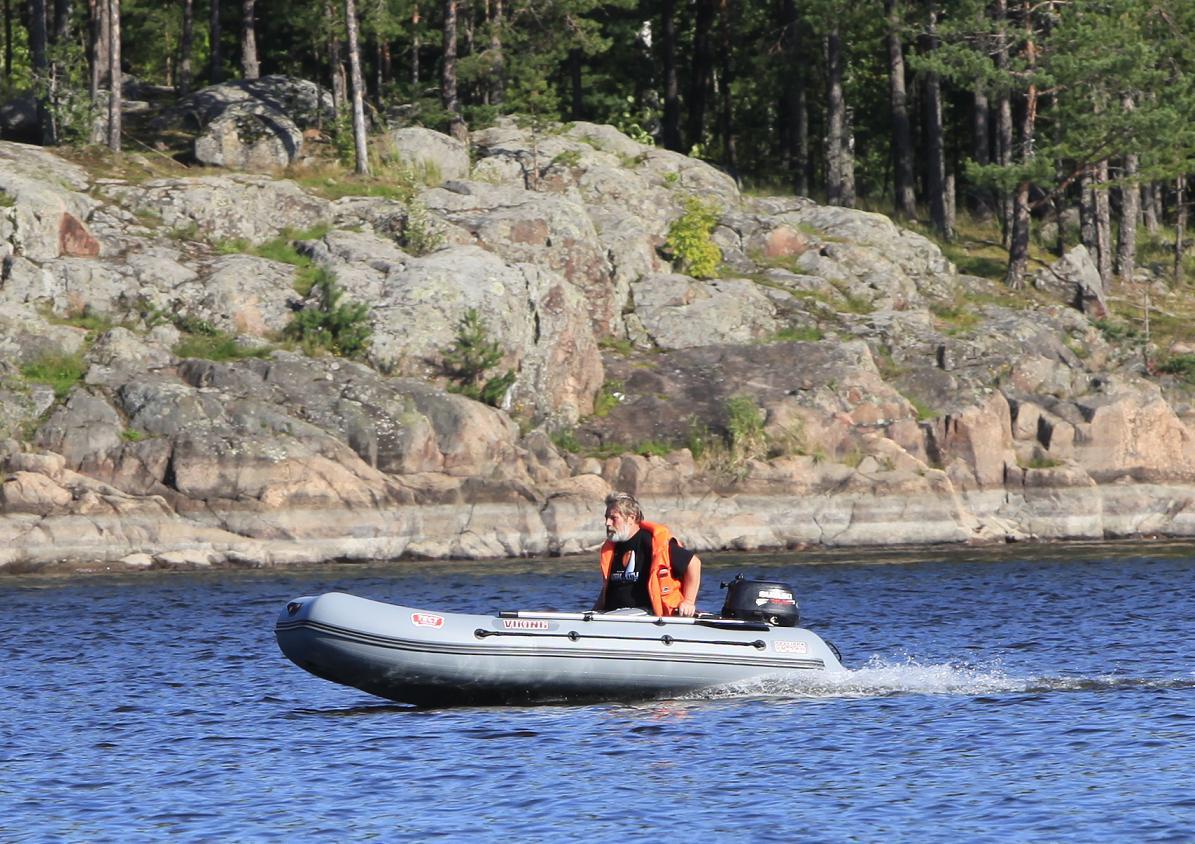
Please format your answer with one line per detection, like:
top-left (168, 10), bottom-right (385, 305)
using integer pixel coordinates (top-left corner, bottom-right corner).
top-left (685, 655), bottom-right (1195, 702)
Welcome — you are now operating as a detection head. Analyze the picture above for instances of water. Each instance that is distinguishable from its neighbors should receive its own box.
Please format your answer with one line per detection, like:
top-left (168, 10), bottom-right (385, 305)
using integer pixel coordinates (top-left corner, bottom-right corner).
top-left (3, 544), bottom-right (1194, 841)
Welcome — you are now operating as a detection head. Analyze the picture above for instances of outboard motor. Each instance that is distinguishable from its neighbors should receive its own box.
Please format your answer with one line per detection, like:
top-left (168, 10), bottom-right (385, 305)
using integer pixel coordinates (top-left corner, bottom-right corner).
top-left (720, 575), bottom-right (799, 627)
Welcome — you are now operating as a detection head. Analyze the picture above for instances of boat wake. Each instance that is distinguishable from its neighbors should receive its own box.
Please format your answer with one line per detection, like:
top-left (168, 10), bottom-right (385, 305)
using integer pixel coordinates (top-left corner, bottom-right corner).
top-left (683, 654), bottom-right (1195, 702)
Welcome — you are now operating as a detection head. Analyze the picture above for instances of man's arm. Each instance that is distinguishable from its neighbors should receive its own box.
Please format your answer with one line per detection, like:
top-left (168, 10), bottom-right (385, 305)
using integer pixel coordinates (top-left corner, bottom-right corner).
top-left (678, 554), bottom-right (701, 617)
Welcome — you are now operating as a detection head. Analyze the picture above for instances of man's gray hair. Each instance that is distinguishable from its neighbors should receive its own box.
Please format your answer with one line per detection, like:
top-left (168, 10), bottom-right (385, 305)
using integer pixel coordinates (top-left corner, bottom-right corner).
top-left (604, 492), bottom-right (643, 523)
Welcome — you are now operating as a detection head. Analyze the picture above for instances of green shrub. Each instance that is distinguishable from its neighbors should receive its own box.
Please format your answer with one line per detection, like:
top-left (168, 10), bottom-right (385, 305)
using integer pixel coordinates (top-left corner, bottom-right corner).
top-left (725, 394), bottom-right (766, 461)
top-left (1157, 354), bottom-right (1195, 384)
top-left (592, 381), bottom-right (624, 418)
top-left (399, 199), bottom-right (444, 256)
top-left (284, 272), bottom-right (372, 359)
top-left (21, 353), bottom-right (87, 399)
top-left (442, 308), bottom-right (516, 406)
top-left (665, 196), bottom-right (722, 279)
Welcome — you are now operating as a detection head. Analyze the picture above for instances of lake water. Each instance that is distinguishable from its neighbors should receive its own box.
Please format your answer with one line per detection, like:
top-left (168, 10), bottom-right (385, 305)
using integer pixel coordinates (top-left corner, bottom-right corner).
top-left (3, 543), bottom-right (1194, 841)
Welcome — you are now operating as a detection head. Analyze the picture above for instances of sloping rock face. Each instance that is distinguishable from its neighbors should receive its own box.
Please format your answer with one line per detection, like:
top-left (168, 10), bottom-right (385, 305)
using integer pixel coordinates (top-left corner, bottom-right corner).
top-left (4, 117), bottom-right (1195, 571)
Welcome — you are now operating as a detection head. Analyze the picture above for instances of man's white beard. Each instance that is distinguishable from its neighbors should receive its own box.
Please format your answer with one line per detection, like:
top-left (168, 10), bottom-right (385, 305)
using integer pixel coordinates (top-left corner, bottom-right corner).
top-left (608, 524), bottom-right (637, 543)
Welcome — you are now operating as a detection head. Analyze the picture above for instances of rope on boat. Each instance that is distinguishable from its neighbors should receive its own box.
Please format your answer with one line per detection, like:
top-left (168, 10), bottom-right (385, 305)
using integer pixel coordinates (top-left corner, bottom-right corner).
top-left (475, 628), bottom-right (767, 649)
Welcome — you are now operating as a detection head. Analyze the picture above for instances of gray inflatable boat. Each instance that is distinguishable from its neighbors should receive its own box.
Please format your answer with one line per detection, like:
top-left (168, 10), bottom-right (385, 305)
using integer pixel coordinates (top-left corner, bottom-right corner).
top-left (276, 579), bottom-right (845, 706)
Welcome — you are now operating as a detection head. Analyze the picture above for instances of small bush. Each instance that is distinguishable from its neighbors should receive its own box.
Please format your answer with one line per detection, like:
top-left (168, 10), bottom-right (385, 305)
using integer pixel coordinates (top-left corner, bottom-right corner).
top-left (21, 353), bottom-right (87, 399)
top-left (1157, 354), bottom-right (1195, 384)
top-left (442, 308), bottom-right (516, 406)
top-left (665, 196), bottom-right (722, 279)
top-left (592, 381), bottom-right (624, 418)
top-left (284, 272), bottom-right (372, 359)
top-left (725, 394), bottom-right (767, 461)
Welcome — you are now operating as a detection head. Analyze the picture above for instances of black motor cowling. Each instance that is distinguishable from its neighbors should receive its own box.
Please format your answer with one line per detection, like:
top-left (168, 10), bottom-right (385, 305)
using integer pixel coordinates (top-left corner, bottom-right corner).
top-left (720, 575), bottom-right (799, 627)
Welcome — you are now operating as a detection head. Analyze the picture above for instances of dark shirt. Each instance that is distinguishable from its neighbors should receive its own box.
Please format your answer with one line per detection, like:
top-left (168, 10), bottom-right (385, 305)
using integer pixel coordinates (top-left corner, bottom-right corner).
top-left (604, 528), bottom-right (694, 612)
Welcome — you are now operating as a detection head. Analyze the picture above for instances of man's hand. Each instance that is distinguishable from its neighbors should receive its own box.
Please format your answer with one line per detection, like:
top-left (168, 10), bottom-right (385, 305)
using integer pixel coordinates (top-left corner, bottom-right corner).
top-left (678, 599), bottom-right (697, 617)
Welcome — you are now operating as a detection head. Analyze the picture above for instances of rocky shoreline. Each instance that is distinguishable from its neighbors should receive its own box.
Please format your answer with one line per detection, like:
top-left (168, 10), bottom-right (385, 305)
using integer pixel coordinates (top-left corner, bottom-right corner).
top-left (4, 77), bottom-right (1195, 575)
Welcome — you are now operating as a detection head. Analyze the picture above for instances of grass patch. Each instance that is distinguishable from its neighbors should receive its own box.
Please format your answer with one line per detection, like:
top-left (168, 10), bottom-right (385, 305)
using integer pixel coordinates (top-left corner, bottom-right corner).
top-left (598, 336), bottom-right (636, 356)
top-left (21, 353), bottom-right (87, 399)
top-left (121, 428), bottom-right (145, 442)
top-left (1020, 455), bottom-right (1062, 470)
top-left (174, 332), bottom-right (272, 361)
top-left (929, 299), bottom-right (981, 333)
top-left (771, 325), bottom-right (824, 343)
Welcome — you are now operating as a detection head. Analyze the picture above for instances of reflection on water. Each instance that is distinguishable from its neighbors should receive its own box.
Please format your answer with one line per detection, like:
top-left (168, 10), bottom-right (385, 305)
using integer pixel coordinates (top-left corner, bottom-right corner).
top-left (3, 544), bottom-right (1195, 840)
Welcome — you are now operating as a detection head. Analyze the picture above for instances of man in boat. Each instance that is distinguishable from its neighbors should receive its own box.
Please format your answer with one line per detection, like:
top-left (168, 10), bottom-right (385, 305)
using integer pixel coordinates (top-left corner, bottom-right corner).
top-left (595, 492), bottom-right (702, 617)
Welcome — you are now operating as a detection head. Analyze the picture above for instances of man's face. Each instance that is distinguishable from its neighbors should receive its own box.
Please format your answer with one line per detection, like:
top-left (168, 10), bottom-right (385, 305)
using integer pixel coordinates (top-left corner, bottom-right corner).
top-left (605, 508), bottom-right (637, 543)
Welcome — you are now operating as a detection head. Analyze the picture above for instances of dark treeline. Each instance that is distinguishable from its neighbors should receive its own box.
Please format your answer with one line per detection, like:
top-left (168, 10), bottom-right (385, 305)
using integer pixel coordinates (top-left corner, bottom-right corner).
top-left (6, 0), bottom-right (1195, 286)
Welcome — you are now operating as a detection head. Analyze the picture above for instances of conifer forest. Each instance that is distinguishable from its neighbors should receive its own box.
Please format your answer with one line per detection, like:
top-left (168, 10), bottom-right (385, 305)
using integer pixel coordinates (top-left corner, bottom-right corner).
top-left (8, 0), bottom-right (1195, 288)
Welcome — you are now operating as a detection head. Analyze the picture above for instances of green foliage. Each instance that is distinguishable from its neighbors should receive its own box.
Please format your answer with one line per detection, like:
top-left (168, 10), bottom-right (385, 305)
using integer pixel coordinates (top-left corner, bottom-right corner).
top-left (1157, 354), bottom-right (1195, 384)
top-left (21, 353), bottom-right (87, 399)
top-left (442, 308), bottom-right (516, 406)
top-left (592, 380), bottom-right (624, 418)
top-left (283, 272), bottom-right (372, 359)
top-left (1093, 318), bottom-right (1140, 344)
top-left (665, 196), bottom-right (722, 279)
top-left (772, 325), bottom-right (824, 343)
top-left (551, 149), bottom-right (583, 168)
top-left (121, 428), bottom-right (145, 443)
top-left (174, 330), bottom-right (272, 361)
top-left (724, 394), bottom-right (767, 461)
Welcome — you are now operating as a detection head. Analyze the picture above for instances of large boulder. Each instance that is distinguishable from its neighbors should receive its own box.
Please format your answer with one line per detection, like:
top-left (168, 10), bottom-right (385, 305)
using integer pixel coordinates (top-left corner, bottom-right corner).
top-left (386, 127), bottom-right (470, 183)
top-left (151, 75), bottom-right (335, 133)
top-left (1033, 245), bottom-right (1108, 317)
top-left (194, 102), bottom-right (304, 171)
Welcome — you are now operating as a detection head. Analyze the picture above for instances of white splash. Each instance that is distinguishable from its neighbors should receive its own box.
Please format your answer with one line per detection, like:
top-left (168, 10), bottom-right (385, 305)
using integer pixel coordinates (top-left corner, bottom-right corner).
top-left (686, 653), bottom-right (1029, 701)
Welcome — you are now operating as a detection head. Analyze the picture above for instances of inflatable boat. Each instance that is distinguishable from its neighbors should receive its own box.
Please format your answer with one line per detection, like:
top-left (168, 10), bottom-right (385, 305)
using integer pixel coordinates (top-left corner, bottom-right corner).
top-left (275, 578), bottom-right (845, 706)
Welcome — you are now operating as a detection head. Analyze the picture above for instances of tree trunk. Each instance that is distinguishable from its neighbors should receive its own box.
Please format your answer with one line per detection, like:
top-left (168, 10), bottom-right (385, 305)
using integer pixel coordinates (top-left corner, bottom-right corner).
top-left (779, 0), bottom-right (808, 196)
top-left (924, 6), bottom-right (949, 237)
top-left (4, 0), bottom-right (12, 85)
top-left (1118, 158), bottom-right (1140, 282)
top-left (209, 0), bottom-right (222, 83)
top-left (1141, 183), bottom-right (1159, 235)
top-left (1094, 159), bottom-right (1112, 287)
top-left (30, 0), bottom-right (51, 144)
top-left (441, 0), bottom-right (466, 141)
top-left (686, 0), bottom-right (716, 151)
top-left (971, 85), bottom-right (993, 217)
top-left (179, 0), bottom-right (193, 94)
top-left (824, 28), bottom-right (854, 208)
top-left (568, 48), bottom-right (583, 119)
top-left (660, 0), bottom-right (681, 151)
top-left (1176, 176), bottom-right (1187, 286)
top-left (107, 0), bottom-right (121, 151)
top-left (717, 0), bottom-right (737, 177)
top-left (1005, 4), bottom-right (1037, 288)
top-left (994, 0), bottom-right (1013, 246)
top-left (326, 0), bottom-right (345, 117)
top-left (344, 0), bottom-right (369, 174)
top-left (411, 3), bottom-right (420, 85)
top-left (885, 0), bottom-right (915, 219)
top-left (1080, 165), bottom-right (1096, 254)
top-left (488, 0), bottom-right (503, 104)
top-left (241, 0), bottom-right (259, 79)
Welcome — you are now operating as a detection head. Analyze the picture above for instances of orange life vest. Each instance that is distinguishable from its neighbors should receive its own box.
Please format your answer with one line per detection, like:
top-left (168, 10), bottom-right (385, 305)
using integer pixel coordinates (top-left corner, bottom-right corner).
top-left (599, 521), bottom-right (685, 616)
